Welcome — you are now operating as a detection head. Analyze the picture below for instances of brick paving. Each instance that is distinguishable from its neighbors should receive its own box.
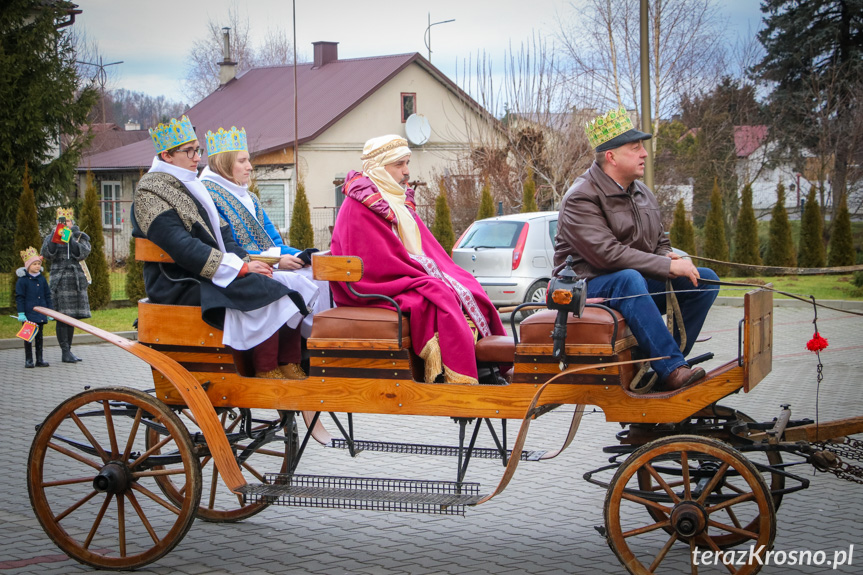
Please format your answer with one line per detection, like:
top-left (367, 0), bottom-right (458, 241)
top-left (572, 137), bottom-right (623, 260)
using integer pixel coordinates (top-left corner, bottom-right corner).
top-left (0, 303), bottom-right (861, 574)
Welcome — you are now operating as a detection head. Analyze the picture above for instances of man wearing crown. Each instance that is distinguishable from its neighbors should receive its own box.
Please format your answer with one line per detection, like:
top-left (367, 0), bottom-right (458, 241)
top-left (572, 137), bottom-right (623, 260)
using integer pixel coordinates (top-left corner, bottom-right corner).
top-left (554, 108), bottom-right (719, 392)
top-left (330, 135), bottom-right (508, 385)
top-left (41, 207), bottom-right (91, 363)
top-left (131, 116), bottom-right (310, 378)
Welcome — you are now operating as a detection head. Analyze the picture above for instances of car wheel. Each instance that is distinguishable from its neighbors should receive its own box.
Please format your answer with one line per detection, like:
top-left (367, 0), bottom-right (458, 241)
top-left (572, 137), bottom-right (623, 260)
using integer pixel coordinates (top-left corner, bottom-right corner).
top-left (518, 280), bottom-right (548, 321)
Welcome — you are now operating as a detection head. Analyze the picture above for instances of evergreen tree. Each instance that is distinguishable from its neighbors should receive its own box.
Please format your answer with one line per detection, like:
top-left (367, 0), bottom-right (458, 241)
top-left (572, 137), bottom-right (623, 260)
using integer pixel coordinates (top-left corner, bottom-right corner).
top-left (764, 182), bottom-right (796, 270)
top-left (477, 179), bottom-right (495, 220)
top-left (0, 2), bottom-right (98, 273)
top-left (430, 189), bottom-right (456, 253)
top-left (288, 180), bottom-right (314, 249)
top-left (11, 163), bottom-right (44, 305)
top-left (669, 199), bottom-right (697, 256)
top-left (521, 168), bottom-right (538, 213)
top-left (732, 182), bottom-right (762, 276)
top-left (828, 193), bottom-right (855, 267)
top-left (703, 179), bottom-right (729, 276)
top-left (78, 172), bottom-right (111, 309)
top-left (797, 187), bottom-right (826, 268)
top-left (125, 236), bottom-right (146, 305)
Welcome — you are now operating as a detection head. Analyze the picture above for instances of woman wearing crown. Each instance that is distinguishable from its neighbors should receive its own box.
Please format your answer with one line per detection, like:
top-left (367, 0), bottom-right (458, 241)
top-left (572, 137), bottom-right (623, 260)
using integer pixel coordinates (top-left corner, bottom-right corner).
top-left (131, 116), bottom-right (308, 379)
top-left (198, 126), bottom-right (330, 337)
top-left (41, 207), bottom-right (91, 363)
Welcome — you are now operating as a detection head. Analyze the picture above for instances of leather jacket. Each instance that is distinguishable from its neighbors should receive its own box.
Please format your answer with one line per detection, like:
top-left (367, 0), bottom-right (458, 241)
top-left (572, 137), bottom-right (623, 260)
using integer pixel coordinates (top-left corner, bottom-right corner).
top-left (554, 162), bottom-right (671, 280)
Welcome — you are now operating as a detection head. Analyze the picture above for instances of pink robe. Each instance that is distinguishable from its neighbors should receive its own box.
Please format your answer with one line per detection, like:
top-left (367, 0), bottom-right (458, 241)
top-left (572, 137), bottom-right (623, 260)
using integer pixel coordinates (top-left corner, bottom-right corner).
top-left (330, 172), bottom-right (507, 383)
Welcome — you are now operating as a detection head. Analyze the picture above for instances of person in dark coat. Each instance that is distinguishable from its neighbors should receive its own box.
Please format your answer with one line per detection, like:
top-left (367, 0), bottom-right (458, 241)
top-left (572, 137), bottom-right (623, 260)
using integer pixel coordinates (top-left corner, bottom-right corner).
top-left (132, 115), bottom-right (309, 379)
top-left (16, 247), bottom-right (53, 368)
top-left (41, 207), bottom-right (91, 363)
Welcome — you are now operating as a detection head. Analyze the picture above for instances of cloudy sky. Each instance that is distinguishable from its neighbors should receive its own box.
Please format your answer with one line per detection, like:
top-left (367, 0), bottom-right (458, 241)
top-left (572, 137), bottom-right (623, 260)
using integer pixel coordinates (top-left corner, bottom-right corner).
top-left (74, 0), bottom-right (765, 105)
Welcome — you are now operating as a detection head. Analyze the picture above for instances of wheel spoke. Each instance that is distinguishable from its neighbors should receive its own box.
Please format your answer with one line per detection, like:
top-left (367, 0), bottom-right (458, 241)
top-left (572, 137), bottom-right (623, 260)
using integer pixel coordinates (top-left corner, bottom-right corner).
top-left (207, 462), bottom-right (220, 509)
top-left (70, 413), bottom-right (109, 463)
top-left (43, 475), bottom-right (97, 488)
top-left (241, 460), bottom-right (267, 483)
top-left (122, 408), bottom-right (144, 461)
top-left (696, 462), bottom-right (730, 505)
top-left (689, 539), bottom-right (699, 575)
top-left (644, 462), bottom-right (681, 503)
top-left (706, 519), bottom-right (758, 541)
top-left (83, 493), bottom-right (113, 549)
top-left (117, 493), bottom-right (126, 557)
top-left (680, 451), bottom-right (692, 500)
top-left (126, 491), bottom-right (160, 544)
top-left (131, 483), bottom-right (182, 515)
top-left (130, 432), bottom-right (175, 470)
top-left (723, 504), bottom-right (743, 530)
top-left (705, 491), bottom-right (755, 514)
top-left (647, 532), bottom-right (678, 571)
top-left (623, 518), bottom-right (671, 538)
top-left (102, 400), bottom-right (120, 456)
top-left (132, 468), bottom-right (189, 478)
top-left (54, 489), bottom-right (99, 522)
top-left (621, 490), bottom-right (673, 514)
top-left (47, 441), bottom-right (102, 471)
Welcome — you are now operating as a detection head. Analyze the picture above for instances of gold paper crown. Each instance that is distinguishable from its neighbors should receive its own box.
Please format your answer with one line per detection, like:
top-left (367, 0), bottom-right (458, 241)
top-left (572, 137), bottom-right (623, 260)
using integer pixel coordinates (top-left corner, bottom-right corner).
top-left (20, 246), bottom-right (40, 265)
top-left (56, 207), bottom-right (74, 221)
top-left (585, 107), bottom-right (634, 149)
top-left (149, 115), bottom-right (197, 153)
top-left (205, 126), bottom-right (248, 156)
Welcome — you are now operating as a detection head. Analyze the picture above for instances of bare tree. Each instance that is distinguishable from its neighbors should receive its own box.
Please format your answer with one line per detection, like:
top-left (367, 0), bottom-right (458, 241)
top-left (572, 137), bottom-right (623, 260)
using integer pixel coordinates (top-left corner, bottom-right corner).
top-left (557, 0), bottom-right (727, 154)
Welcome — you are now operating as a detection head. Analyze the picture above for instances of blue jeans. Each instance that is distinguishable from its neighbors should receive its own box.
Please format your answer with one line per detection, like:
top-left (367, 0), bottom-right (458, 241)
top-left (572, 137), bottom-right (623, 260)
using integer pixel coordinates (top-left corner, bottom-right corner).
top-left (585, 268), bottom-right (719, 379)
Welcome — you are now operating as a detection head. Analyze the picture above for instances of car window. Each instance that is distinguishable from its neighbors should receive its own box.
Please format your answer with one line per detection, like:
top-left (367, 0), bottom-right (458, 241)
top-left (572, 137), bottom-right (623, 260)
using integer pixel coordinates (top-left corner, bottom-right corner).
top-left (458, 221), bottom-right (525, 249)
top-left (548, 219), bottom-right (558, 245)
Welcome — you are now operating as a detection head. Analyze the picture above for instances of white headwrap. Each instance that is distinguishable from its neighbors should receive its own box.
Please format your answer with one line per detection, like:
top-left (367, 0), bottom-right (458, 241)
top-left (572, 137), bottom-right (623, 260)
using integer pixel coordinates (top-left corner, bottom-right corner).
top-left (361, 135), bottom-right (422, 255)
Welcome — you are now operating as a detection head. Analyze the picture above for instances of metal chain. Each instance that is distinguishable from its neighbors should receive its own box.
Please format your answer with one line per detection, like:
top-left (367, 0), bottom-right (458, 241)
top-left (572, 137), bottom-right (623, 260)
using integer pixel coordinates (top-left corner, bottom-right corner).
top-left (814, 437), bottom-right (863, 485)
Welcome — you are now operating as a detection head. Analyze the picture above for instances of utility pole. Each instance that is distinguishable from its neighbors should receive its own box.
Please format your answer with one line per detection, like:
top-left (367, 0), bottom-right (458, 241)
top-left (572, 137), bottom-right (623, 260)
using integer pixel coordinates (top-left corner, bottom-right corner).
top-left (639, 0), bottom-right (654, 189)
top-left (77, 56), bottom-right (123, 123)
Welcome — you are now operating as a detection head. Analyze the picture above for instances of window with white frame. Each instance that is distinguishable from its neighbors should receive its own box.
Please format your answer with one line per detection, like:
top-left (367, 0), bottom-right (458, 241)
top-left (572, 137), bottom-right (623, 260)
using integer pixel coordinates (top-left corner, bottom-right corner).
top-left (257, 181), bottom-right (292, 231)
top-left (101, 181), bottom-right (122, 228)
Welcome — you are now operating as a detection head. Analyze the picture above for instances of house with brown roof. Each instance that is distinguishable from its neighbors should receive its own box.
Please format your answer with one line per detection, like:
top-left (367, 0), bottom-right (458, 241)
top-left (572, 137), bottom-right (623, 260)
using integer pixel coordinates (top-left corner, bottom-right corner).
top-left (76, 41), bottom-right (497, 258)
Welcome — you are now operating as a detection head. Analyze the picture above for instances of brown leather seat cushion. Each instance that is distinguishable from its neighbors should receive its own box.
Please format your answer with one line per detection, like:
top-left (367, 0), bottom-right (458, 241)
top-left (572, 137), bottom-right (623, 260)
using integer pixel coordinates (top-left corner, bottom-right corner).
top-left (519, 307), bottom-right (630, 346)
top-left (309, 306), bottom-right (410, 346)
top-left (475, 335), bottom-right (516, 363)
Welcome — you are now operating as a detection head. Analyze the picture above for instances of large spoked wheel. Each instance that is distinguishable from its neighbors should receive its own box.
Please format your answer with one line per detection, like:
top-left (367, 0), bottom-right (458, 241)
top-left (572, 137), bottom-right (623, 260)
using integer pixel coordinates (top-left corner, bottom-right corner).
top-left (146, 407), bottom-right (296, 523)
top-left (606, 436), bottom-right (775, 575)
top-left (28, 387), bottom-right (202, 571)
top-left (636, 407), bottom-right (785, 548)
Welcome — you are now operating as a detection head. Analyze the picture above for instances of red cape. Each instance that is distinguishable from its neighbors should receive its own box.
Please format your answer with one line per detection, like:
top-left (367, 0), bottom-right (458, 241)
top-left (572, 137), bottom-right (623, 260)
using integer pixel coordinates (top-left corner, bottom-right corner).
top-left (331, 174), bottom-right (506, 382)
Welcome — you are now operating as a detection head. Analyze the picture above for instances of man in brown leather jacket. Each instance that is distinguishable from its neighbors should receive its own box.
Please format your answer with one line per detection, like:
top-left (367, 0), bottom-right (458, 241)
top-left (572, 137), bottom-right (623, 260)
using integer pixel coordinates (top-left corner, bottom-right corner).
top-left (554, 108), bottom-right (718, 391)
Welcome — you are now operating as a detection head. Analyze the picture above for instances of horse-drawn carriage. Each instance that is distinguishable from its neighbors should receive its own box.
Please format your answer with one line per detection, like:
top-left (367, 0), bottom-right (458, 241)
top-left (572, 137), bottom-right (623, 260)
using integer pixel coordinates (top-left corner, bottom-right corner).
top-left (26, 239), bottom-right (862, 573)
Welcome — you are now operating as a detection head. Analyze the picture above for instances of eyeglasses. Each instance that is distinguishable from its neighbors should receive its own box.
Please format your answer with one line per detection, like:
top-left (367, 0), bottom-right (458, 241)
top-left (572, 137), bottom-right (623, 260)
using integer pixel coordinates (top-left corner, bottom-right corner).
top-left (173, 147), bottom-right (203, 159)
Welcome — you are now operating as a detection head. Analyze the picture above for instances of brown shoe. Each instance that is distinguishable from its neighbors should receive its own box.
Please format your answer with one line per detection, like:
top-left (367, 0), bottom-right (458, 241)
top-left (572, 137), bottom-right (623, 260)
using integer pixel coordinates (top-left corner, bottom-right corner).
top-left (662, 365), bottom-right (705, 391)
top-left (255, 368), bottom-right (284, 379)
top-left (279, 363), bottom-right (307, 380)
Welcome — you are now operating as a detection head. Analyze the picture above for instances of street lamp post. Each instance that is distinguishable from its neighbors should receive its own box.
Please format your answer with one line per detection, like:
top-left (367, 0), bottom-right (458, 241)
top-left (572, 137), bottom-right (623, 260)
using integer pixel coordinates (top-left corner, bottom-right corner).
top-left (424, 13), bottom-right (455, 62)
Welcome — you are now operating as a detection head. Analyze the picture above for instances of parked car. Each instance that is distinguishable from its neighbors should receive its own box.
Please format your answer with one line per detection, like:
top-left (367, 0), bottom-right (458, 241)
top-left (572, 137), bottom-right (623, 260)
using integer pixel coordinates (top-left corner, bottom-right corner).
top-left (452, 212), bottom-right (558, 313)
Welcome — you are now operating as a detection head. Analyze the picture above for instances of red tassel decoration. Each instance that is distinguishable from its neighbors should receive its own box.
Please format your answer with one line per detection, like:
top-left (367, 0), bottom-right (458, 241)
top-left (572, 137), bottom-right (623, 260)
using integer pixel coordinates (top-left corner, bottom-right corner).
top-left (806, 332), bottom-right (828, 352)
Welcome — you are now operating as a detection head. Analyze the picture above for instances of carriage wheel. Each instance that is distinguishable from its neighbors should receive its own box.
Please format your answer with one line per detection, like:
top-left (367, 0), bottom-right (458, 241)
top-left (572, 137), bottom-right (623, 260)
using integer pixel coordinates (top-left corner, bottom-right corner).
top-left (606, 436), bottom-right (775, 575)
top-left (27, 387), bottom-right (201, 571)
top-left (146, 408), bottom-right (296, 523)
top-left (636, 406), bottom-right (784, 548)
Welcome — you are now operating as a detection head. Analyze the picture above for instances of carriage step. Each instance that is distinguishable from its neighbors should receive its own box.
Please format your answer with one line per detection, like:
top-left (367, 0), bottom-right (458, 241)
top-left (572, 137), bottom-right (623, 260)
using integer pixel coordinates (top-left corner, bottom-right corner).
top-left (237, 474), bottom-right (485, 516)
top-left (328, 438), bottom-right (546, 461)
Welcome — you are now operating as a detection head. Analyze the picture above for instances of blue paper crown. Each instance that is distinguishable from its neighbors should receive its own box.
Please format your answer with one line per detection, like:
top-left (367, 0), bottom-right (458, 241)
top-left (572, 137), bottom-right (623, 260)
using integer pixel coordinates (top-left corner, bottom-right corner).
top-left (205, 126), bottom-right (248, 156)
top-left (149, 115), bottom-right (197, 153)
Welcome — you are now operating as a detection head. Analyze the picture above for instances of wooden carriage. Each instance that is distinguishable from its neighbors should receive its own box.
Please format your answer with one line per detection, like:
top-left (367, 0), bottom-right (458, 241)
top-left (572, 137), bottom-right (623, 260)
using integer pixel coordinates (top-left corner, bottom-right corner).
top-left (26, 238), bottom-right (857, 574)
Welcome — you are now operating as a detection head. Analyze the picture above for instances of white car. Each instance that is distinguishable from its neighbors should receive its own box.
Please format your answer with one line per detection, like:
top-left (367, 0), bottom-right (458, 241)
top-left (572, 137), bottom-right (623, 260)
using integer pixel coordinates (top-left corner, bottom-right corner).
top-left (452, 212), bottom-right (558, 311)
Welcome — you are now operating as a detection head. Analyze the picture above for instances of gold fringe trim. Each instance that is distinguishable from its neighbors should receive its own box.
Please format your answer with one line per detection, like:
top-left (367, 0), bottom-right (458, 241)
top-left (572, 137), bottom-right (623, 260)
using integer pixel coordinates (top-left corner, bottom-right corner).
top-left (419, 333), bottom-right (443, 383)
top-left (443, 365), bottom-right (478, 385)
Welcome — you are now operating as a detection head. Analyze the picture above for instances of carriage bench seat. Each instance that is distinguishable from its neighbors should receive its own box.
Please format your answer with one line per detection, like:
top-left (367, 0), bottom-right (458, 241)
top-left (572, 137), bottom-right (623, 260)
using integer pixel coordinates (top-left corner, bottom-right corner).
top-left (307, 307), bottom-right (411, 350)
top-left (519, 307), bottom-right (635, 353)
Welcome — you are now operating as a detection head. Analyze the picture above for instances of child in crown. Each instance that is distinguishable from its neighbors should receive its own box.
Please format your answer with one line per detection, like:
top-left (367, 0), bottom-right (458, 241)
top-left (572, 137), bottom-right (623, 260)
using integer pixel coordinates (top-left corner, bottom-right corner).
top-left (16, 247), bottom-right (53, 368)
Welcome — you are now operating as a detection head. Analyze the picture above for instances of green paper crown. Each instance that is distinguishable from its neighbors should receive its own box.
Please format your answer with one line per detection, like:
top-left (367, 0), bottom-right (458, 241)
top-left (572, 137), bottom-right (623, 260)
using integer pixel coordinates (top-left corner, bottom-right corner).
top-left (585, 107), bottom-right (634, 149)
top-left (149, 115), bottom-right (197, 153)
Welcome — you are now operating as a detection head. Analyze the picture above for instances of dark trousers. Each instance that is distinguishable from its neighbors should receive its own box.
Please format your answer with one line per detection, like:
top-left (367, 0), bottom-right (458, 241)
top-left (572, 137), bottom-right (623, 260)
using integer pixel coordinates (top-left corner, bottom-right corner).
top-left (24, 323), bottom-right (45, 362)
top-left (251, 324), bottom-right (302, 373)
top-left (585, 268), bottom-right (719, 380)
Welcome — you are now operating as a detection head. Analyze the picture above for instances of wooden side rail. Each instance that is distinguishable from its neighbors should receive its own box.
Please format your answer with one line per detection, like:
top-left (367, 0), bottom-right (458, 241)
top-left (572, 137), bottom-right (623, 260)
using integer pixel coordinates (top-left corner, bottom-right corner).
top-left (33, 306), bottom-right (246, 493)
top-left (135, 238), bottom-right (174, 263)
top-left (311, 252), bottom-right (363, 282)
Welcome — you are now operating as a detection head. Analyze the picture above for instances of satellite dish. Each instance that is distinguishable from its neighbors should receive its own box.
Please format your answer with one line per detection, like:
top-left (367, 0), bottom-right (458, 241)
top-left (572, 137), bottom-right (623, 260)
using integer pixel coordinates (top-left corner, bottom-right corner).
top-left (405, 114), bottom-right (431, 146)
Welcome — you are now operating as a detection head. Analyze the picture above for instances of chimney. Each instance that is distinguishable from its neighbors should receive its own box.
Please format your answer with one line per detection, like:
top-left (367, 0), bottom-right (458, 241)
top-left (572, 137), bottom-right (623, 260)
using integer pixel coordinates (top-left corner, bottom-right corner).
top-left (219, 27), bottom-right (238, 85)
top-left (312, 41), bottom-right (339, 69)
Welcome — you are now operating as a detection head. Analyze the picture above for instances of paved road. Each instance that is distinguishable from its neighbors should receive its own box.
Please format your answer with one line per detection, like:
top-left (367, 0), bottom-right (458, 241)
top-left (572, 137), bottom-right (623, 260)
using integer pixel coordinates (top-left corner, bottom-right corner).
top-left (1, 303), bottom-right (862, 575)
